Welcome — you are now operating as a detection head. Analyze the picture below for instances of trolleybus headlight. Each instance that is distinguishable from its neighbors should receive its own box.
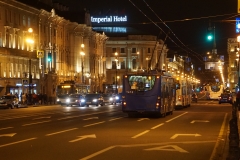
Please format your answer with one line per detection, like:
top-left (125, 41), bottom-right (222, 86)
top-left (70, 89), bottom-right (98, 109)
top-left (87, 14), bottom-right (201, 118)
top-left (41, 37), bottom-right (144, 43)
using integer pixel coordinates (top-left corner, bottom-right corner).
top-left (66, 98), bottom-right (70, 103)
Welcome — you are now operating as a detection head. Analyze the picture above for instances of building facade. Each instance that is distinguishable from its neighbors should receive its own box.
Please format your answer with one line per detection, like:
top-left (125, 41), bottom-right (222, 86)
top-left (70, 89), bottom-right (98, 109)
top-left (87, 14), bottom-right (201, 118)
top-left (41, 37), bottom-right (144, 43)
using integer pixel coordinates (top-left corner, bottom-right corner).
top-left (0, 0), bottom-right (107, 100)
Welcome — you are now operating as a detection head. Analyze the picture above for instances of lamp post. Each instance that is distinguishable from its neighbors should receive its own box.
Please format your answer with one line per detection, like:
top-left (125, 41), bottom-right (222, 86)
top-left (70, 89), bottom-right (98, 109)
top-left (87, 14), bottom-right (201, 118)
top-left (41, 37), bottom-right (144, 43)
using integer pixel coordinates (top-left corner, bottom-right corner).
top-left (26, 28), bottom-right (34, 104)
top-left (115, 52), bottom-right (118, 94)
top-left (80, 43), bottom-right (85, 84)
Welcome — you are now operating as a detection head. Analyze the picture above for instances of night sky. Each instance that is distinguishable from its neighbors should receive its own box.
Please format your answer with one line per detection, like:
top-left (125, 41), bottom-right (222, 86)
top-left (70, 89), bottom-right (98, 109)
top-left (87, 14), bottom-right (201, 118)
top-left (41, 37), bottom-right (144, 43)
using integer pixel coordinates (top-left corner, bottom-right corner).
top-left (56, 0), bottom-right (237, 61)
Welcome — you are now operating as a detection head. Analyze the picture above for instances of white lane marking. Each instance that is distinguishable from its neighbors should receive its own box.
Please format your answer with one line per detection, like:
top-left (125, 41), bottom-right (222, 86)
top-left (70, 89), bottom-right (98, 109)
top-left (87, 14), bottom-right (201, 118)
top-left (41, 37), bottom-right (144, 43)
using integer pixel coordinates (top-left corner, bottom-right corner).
top-left (46, 128), bottom-right (78, 136)
top-left (80, 141), bottom-right (216, 160)
top-left (69, 134), bottom-right (96, 142)
top-left (57, 111), bottom-right (110, 120)
top-left (22, 120), bottom-right (51, 126)
top-left (138, 118), bottom-right (150, 122)
top-left (109, 117), bottom-right (123, 121)
top-left (210, 113), bottom-right (228, 160)
top-left (132, 130), bottom-right (150, 138)
top-left (83, 121), bottom-right (105, 127)
top-left (151, 123), bottom-right (164, 129)
top-left (144, 145), bottom-right (188, 153)
top-left (165, 112), bottom-right (188, 122)
top-left (170, 133), bottom-right (201, 139)
top-left (0, 127), bottom-right (13, 130)
top-left (190, 120), bottom-right (209, 123)
top-left (0, 137), bottom-right (37, 148)
top-left (83, 117), bottom-right (99, 120)
top-left (0, 133), bottom-right (16, 137)
top-left (32, 116), bottom-right (51, 120)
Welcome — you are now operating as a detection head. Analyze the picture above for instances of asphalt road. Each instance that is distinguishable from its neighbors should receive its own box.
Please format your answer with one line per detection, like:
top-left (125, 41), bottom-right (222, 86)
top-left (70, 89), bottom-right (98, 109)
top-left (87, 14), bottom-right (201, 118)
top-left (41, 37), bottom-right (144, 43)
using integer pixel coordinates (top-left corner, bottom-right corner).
top-left (0, 100), bottom-right (231, 160)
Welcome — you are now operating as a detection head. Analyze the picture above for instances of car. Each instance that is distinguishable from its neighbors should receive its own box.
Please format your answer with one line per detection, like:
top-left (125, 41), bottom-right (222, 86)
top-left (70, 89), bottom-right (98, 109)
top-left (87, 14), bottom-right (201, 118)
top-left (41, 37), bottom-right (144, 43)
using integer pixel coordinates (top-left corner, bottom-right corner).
top-left (0, 95), bottom-right (19, 109)
top-left (65, 94), bottom-right (85, 106)
top-left (113, 93), bottom-right (122, 104)
top-left (192, 93), bottom-right (198, 102)
top-left (219, 93), bottom-right (233, 104)
top-left (56, 94), bottom-right (70, 105)
top-left (84, 93), bottom-right (103, 106)
top-left (102, 94), bottom-right (114, 105)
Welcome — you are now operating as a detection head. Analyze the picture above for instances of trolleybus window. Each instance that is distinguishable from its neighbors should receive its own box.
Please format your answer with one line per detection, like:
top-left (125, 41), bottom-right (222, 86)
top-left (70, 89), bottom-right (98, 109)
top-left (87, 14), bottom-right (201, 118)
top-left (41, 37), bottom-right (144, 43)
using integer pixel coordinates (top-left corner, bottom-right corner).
top-left (128, 75), bottom-right (155, 91)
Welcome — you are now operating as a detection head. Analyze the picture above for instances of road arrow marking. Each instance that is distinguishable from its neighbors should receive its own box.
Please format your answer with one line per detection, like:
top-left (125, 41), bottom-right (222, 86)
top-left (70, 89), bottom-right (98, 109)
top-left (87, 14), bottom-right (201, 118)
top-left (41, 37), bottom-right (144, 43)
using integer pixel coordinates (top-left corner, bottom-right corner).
top-left (69, 134), bottom-right (96, 142)
top-left (138, 118), bottom-right (150, 122)
top-left (144, 145), bottom-right (188, 153)
top-left (0, 133), bottom-right (16, 137)
top-left (32, 116), bottom-right (51, 120)
top-left (190, 120), bottom-right (209, 124)
top-left (170, 134), bottom-right (201, 139)
top-left (83, 117), bottom-right (99, 120)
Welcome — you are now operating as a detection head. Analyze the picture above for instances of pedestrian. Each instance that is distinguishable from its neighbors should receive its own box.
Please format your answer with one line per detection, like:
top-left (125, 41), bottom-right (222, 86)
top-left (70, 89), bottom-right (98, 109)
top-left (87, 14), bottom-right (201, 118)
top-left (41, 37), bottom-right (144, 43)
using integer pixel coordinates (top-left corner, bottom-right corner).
top-left (236, 91), bottom-right (240, 110)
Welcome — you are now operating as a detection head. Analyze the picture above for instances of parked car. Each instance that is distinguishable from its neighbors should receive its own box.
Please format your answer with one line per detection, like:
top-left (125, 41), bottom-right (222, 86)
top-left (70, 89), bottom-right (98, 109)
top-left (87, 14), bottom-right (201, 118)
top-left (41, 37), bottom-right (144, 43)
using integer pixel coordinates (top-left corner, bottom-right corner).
top-left (66, 94), bottom-right (85, 106)
top-left (102, 94), bottom-right (114, 105)
top-left (192, 93), bottom-right (198, 103)
top-left (219, 93), bottom-right (233, 104)
top-left (0, 95), bottom-right (19, 109)
top-left (84, 93), bottom-right (103, 106)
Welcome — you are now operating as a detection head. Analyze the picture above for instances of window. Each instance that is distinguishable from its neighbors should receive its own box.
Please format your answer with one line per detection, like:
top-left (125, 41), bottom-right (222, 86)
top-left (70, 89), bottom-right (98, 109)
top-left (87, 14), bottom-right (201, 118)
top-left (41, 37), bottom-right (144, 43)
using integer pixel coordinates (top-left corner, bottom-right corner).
top-left (28, 17), bottom-right (31, 27)
top-left (148, 48), bottom-right (151, 53)
top-left (0, 8), bottom-right (2, 20)
top-left (121, 61), bottom-right (125, 69)
top-left (120, 48), bottom-right (125, 53)
top-left (5, 9), bottom-right (8, 22)
top-left (132, 59), bottom-right (137, 69)
top-left (9, 10), bottom-right (11, 22)
top-left (112, 48), bottom-right (116, 53)
top-left (112, 61), bottom-right (117, 69)
top-left (132, 48), bottom-right (136, 53)
top-left (23, 15), bottom-right (26, 26)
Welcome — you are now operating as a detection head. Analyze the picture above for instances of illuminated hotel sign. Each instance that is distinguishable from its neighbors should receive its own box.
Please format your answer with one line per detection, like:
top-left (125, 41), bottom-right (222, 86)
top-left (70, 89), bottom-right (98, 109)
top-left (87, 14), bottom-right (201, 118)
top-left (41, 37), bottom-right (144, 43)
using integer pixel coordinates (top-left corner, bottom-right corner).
top-left (91, 16), bottom-right (127, 23)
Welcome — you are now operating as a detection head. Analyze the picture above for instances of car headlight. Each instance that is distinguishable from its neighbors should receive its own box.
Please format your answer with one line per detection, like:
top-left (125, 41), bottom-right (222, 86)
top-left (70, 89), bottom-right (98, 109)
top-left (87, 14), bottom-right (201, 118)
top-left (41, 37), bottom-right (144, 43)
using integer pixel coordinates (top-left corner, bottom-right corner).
top-left (81, 99), bottom-right (85, 102)
top-left (110, 97), bottom-right (113, 101)
top-left (93, 99), bottom-right (97, 102)
top-left (57, 98), bottom-right (60, 102)
top-left (115, 96), bottom-right (119, 100)
top-left (66, 98), bottom-right (70, 103)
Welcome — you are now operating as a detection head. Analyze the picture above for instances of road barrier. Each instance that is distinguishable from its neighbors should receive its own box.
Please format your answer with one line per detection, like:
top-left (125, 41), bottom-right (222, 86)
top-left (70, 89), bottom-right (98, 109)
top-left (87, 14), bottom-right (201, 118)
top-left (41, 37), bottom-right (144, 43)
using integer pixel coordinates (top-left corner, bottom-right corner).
top-left (227, 102), bottom-right (240, 160)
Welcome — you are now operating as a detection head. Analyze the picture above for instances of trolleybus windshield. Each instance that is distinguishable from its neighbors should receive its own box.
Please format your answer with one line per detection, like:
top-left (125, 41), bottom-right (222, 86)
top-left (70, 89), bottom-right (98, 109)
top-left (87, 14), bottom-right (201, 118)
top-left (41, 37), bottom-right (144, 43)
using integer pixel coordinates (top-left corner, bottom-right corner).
top-left (128, 75), bottom-right (156, 91)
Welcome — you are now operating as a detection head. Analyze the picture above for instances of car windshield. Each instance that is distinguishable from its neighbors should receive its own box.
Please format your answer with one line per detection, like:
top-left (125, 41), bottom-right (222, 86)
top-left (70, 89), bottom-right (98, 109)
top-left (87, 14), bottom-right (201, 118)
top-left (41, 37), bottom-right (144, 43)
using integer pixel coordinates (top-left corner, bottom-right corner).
top-left (102, 94), bottom-right (111, 97)
top-left (85, 94), bottom-right (99, 98)
top-left (69, 94), bottom-right (81, 98)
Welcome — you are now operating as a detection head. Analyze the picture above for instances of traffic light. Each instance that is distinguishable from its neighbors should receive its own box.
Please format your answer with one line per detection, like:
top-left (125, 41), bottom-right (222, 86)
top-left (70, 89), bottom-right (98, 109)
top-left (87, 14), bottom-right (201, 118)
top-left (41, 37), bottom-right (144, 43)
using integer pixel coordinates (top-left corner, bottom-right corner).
top-left (207, 33), bottom-right (213, 41)
top-left (48, 53), bottom-right (52, 62)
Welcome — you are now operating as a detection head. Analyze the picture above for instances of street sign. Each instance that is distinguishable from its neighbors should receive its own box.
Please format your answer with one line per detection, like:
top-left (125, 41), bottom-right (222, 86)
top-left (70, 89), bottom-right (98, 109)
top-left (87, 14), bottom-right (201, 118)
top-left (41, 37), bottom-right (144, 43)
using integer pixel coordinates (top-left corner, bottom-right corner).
top-left (37, 50), bottom-right (44, 58)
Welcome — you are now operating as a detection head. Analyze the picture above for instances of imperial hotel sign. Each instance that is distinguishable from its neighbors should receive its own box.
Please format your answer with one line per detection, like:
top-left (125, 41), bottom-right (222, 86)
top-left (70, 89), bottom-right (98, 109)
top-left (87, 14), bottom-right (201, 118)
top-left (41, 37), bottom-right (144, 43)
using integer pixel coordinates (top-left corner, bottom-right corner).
top-left (91, 16), bottom-right (127, 23)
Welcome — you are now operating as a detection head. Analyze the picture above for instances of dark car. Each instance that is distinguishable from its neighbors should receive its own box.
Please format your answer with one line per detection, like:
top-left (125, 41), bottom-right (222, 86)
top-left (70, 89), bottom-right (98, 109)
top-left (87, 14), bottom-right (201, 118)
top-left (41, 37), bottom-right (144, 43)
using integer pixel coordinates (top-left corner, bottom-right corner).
top-left (112, 93), bottom-right (122, 104)
top-left (66, 94), bottom-right (85, 106)
top-left (0, 95), bottom-right (19, 109)
top-left (192, 93), bottom-right (198, 103)
top-left (84, 94), bottom-right (103, 106)
top-left (56, 94), bottom-right (69, 105)
top-left (219, 93), bottom-right (233, 104)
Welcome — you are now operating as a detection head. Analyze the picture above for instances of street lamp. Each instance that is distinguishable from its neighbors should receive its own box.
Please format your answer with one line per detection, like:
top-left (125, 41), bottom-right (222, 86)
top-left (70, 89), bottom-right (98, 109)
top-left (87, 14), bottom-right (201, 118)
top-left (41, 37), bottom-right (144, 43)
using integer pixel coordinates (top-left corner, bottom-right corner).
top-left (80, 43), bottom-right (85, 84)
top-left (26, 28), bottom-right (34, 104)
top-left (115, 52), bottom-right (118, 94)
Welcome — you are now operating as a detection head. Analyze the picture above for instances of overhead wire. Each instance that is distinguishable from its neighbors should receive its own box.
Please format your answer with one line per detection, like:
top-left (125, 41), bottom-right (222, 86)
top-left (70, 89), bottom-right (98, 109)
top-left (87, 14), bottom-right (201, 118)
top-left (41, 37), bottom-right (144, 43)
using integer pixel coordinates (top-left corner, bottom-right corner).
top-left (128, 0), bottom-right (204, 62)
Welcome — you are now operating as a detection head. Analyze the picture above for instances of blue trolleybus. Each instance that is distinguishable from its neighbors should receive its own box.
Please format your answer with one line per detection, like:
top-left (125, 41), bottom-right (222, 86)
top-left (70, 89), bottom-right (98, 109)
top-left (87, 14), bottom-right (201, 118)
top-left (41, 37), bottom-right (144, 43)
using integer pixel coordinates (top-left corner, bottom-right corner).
top-left (122, 71), bottom-right (176, 117)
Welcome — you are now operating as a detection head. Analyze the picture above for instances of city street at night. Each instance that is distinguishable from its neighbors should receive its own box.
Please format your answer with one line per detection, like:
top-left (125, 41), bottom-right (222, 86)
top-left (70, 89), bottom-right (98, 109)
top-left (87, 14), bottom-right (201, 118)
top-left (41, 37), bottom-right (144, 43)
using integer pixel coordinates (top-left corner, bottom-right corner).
top-left (0, 101), bottom-right (231, 160)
